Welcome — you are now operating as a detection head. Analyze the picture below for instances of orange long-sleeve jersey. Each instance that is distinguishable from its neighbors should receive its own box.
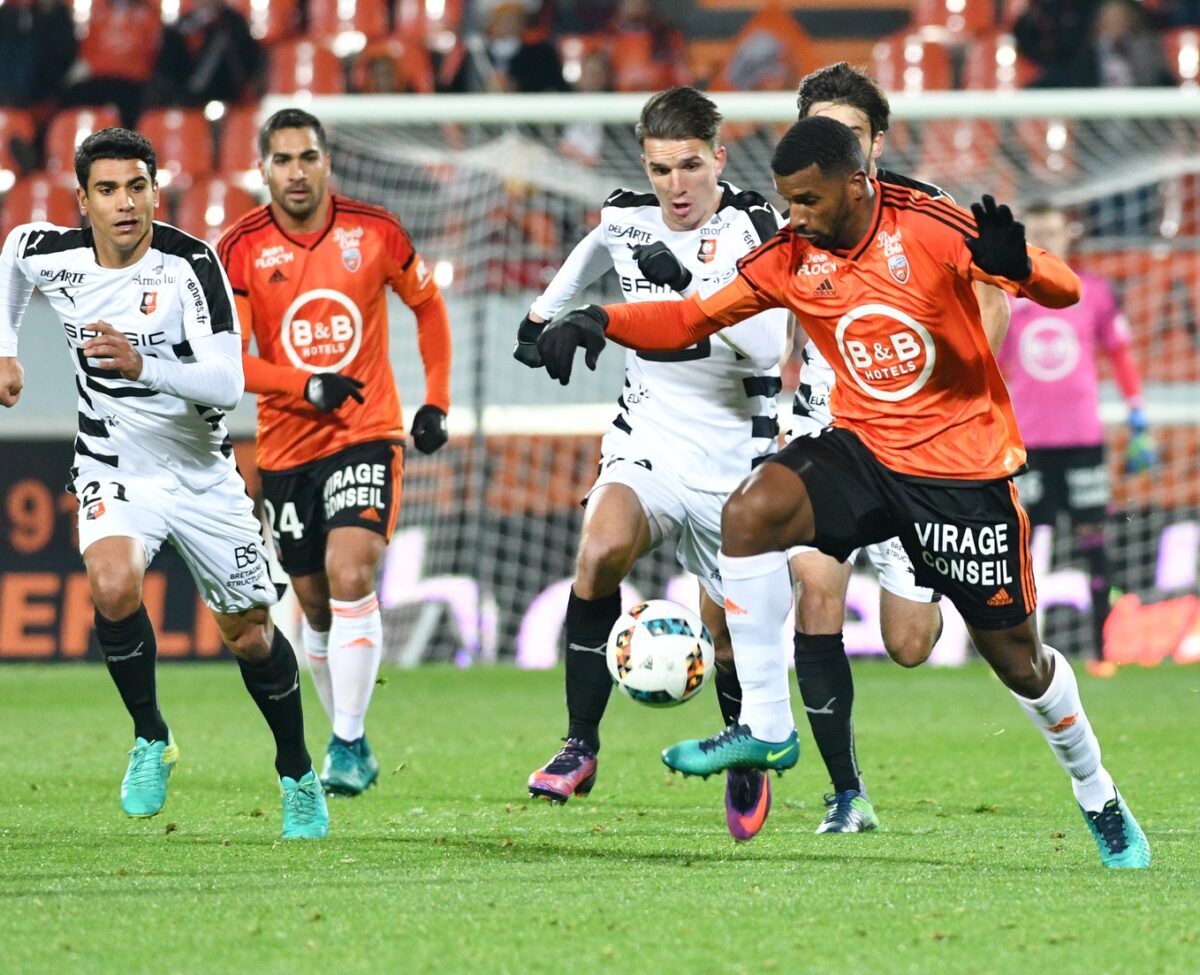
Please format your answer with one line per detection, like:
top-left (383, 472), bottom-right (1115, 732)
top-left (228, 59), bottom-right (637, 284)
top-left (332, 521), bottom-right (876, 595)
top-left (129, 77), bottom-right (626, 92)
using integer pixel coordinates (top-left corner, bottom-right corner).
top-left (217, 196), bottom-right (451, 472)
top-left (602, 180), bottom-right (1080, 481)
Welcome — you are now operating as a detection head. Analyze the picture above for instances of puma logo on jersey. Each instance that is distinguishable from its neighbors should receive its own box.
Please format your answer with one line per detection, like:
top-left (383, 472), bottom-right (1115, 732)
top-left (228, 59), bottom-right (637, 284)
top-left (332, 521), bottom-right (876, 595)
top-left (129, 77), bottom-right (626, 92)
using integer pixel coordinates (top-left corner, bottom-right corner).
top-left (814, 277), bottom-right (836, 297)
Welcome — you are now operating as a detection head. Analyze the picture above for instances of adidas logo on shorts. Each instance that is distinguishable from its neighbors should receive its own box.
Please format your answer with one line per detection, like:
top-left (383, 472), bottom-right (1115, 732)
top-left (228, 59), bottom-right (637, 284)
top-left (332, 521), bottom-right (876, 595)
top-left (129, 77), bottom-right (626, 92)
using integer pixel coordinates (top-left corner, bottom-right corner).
top-left (987, 587), bottom-right (1014, 607)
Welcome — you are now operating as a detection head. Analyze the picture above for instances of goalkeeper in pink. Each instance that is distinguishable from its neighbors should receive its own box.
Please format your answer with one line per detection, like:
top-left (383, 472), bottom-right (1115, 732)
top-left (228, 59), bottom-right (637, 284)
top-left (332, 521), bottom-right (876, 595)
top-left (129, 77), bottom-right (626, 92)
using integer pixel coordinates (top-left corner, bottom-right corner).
top-left (997, 201), bottom-right (1154, 677)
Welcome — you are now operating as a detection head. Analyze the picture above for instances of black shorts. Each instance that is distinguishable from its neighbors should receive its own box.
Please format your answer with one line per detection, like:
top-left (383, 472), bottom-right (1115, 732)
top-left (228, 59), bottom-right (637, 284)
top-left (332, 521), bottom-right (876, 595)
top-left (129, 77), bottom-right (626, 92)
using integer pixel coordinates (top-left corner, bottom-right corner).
top-left (770, 427), bottom-right (1036, 630)
top-left (259, 440), bottom-right (404, 576)
top-left (1014, 445), bottom-right (1109, 526)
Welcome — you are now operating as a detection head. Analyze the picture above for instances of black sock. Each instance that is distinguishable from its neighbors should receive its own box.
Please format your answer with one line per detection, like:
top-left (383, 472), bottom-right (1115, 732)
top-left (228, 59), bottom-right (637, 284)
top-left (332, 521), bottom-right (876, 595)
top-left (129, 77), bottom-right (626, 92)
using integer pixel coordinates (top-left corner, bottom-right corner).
top-left (237, 627), bottom-right (311, 780)
top-left (1077, 528), bottom-right (1112, 662)
top-left (714, 662), bottom-right (742, 727)
top-left (794, 632), bottom-right (861, 794)
top-left (564, 588), bottom-right (621, 751)
top-left (95, 605), bottom-right (168, 743)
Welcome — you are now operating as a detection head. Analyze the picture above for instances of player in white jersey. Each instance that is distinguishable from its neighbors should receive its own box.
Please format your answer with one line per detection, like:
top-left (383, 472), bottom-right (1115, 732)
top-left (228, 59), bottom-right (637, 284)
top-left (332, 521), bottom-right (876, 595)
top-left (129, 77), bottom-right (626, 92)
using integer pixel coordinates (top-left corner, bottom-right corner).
top-left (787, 63), bottom-right (1012, 833)
top-left (0, 128), bottom-right (328, 839)
top-left (516, 87), bottom-right (788, 840)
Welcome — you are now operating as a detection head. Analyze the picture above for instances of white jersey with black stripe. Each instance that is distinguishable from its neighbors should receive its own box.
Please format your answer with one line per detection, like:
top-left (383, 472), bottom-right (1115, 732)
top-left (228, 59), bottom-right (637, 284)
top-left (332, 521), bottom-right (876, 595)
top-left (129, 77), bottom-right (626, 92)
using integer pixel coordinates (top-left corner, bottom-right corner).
top-left (532, 181), bottom-right (789, 492)
top-left (0, 221), bottom-right (241, 486)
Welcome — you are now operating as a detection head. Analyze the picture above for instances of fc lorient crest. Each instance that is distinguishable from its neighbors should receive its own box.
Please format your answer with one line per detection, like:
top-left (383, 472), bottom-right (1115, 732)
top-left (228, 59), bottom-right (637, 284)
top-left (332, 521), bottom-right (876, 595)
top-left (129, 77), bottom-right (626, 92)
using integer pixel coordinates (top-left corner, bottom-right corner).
top-left (888, 254), bottom-right (910, 284)
top-left (877, 228), bottom-right (909, 284)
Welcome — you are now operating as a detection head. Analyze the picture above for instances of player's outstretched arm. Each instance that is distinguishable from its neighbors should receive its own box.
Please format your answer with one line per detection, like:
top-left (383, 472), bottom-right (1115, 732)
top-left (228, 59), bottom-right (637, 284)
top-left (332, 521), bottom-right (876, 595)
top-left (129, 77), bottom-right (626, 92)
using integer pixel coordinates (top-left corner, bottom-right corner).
top-left (965, 195), bottom-right (1080, 308)
top-left (0, 357), bottom-right (23, 407)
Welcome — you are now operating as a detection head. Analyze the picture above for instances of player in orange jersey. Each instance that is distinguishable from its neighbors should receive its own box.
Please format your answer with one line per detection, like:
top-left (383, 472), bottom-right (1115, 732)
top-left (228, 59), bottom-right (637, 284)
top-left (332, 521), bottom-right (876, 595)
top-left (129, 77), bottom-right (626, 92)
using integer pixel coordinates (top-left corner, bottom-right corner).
top-left (536, 116), bottom-right (1149, 869)
top-left (218, 108), bottom-right (453, 797)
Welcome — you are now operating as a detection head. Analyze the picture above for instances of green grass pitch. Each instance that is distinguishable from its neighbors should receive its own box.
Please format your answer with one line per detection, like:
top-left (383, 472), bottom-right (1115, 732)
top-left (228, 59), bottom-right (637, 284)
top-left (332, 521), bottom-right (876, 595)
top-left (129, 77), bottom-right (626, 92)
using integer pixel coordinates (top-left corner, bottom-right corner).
top-left (1, 660), bottom-right (1195, 975)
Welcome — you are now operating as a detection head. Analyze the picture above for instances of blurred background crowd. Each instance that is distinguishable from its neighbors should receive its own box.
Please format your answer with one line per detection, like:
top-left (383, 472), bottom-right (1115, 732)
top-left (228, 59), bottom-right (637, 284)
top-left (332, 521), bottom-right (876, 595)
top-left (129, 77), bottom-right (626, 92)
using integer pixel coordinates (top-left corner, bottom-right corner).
top-left (2, 0), bottom-right (1199, 238)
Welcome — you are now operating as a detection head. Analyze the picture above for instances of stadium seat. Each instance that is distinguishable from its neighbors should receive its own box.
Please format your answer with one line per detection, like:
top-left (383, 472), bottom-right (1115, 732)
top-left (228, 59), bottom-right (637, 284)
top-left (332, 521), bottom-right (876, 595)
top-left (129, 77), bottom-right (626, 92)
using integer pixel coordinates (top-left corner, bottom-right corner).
top-left (138, 108), bottom-right (214, 188)
top-left (217, 104), bottom-right (262, 188)
top-left (912, 0), bottom-right (997, 36)
top-left (871, 33), bottom-right (955, 93)
top-left (1164, 27), bottom-right (1200, 87)
top-left (268, 39), bottom-right (347, 95)
top-left (963, 31), bottom-right (1038, 90)
top-left (351, 35), bottom-right (435, 93)
top-left (1, 175), bottom-right (79, 237)
top-left (172, 176), bottom-right (259, 244)
top-left (0, 109), bottom-right (37, 189)
top-left (226, 0), bottom-right (299, 44)
top-left (308, 0), bottom-right (390, 50)
top-left (42, 106), bottom-right (122, 178)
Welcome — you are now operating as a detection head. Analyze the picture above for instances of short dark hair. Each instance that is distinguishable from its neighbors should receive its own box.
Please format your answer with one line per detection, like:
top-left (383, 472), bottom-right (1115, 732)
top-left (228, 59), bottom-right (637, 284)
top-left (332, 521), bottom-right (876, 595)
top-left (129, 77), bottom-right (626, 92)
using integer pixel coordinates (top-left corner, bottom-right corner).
top-left (796, 62), bottom-right (890, 137)
top-left (635, 86), bottom-right (722, 150)
top-left (1022, 200), bottom-right (1064, 219)
top-left (771, 116), bottom-right (865, 179)
top-left (258, 107), bottom-right (328, 159)
top-left (74, 128), bottom-right (157, 187)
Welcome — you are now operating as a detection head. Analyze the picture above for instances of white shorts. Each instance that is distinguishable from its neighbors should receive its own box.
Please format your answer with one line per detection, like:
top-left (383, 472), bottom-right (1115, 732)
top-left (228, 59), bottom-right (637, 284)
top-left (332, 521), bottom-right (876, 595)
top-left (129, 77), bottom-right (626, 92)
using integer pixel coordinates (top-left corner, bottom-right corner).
top-left (588, 456), bottom-right (725, 603)
top-left (75, 464), bottom-right (276, 615)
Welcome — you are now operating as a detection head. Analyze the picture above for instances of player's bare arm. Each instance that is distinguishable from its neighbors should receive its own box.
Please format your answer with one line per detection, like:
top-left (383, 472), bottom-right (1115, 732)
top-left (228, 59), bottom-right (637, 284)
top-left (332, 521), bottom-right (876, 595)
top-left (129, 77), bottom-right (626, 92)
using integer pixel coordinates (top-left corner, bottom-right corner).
top-left (0, 357), bottom-right (23, 406)
top-left (82, 321), bottom-right (143, 379)
top-left (975, 282), bottom-right (1011, 353)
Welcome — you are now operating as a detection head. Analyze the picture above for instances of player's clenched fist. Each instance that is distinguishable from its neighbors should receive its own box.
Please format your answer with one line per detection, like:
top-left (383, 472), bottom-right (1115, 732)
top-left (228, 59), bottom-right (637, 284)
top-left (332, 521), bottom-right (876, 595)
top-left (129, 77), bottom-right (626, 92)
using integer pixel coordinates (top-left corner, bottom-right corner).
top-left (512, 313), bottom-right (546, 369)
top-left (409, 404), bottom-right (448, 454)
top-left (631, 241), bottom-right (692, 292)
top-left (304, 372), bottom-right (365, 412)
top-left (536, 305), bottom-right (609, 385)
top-left (0, 357), bottom-right (24, 407)
top-left (82, 320), bottom-right (144, 379)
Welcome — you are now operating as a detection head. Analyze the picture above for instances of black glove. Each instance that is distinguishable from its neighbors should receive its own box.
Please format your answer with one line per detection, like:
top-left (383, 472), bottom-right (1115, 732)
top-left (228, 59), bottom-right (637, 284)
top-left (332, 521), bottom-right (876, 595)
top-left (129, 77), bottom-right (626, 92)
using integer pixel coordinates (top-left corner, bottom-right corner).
top-left (410, 403), bottom-right (448, 454)
top-left (632, 240), bottom-right (692, 292)
top-left (965, 194), bottom-right (1031, 281)
top-left (536, 305), bottom-right (609, 385)
top-left (512, 313), bottom-right (546, 368)
top-left (304, 372), bottom-right (365, 413)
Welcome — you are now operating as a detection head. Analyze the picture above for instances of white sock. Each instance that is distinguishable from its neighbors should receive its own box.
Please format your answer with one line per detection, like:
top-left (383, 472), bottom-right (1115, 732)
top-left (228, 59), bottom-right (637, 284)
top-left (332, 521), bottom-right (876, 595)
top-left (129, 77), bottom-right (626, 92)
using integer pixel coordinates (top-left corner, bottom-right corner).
top-left (301, 616), bottom-right (334, 723)
top-left (1010, 646), bottom-right (1115, 811)
top-left (718, 550), bottom-right (795, 742)
top-left (328, 593), bottom-right (383, 742)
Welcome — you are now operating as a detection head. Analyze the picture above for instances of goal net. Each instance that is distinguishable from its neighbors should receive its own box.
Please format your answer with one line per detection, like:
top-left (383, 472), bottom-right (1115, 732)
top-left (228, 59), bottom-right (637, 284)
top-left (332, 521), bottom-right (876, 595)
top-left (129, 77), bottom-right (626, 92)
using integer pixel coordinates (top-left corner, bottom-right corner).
top-left (261, 90), bottom-right (1200, 669)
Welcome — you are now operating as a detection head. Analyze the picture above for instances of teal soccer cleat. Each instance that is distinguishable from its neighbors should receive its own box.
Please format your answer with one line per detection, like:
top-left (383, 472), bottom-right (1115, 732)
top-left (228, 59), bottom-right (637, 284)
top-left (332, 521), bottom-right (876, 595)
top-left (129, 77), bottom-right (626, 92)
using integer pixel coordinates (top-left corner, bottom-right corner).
top-left (1081, 790), bottom-right (1150, 869)
top-left (320, 735), bottom-right (380, 797)
top-left (816, 788), bottom-right (880, 834)
top-left (280, 769), bottom-right (330, 839)
top-left (662, 724), bottom-right (800, 778)
top-left (121, 735), bottom-right (179, 818)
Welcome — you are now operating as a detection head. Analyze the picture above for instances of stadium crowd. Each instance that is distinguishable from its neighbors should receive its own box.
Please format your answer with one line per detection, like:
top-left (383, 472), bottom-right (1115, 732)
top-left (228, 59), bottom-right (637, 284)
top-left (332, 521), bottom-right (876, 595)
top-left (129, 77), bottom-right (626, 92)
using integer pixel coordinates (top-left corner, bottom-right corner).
top-left (3, 0), bottom-right (1200, 239)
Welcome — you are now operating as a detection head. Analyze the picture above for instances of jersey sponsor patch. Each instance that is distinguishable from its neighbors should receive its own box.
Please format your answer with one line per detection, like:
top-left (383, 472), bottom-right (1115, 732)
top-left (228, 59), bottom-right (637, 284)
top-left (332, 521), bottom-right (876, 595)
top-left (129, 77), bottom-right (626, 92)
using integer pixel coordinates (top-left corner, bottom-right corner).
top-left (836, 304), bottom-right (936, 402)
top-left (280, 288), bottom-right (364, 372)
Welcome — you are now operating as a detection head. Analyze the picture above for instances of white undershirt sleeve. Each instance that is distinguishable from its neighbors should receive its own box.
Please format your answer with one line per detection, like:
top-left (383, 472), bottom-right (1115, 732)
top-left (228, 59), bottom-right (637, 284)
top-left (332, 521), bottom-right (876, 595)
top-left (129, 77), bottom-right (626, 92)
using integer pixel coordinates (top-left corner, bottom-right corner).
top-left (0, 226), bottom-right (36, 356)
top-left (529, 225), bottom-right (613, 320)
top-left (136, 329), bottom-right (245, 409)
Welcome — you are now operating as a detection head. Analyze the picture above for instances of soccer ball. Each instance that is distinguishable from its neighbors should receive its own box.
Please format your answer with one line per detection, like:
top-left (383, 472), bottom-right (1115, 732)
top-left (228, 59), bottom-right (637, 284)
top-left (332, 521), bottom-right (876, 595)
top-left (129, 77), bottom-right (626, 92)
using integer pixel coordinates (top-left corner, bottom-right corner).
top-left (606, 599), bottom-right (714, 707)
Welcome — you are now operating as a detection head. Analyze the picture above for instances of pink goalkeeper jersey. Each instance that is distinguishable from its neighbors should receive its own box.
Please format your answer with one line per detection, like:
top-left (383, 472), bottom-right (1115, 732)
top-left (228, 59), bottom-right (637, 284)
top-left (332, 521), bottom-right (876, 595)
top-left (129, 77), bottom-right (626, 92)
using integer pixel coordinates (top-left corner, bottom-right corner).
top-left (998, 270), bottom-right (1131, 449)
